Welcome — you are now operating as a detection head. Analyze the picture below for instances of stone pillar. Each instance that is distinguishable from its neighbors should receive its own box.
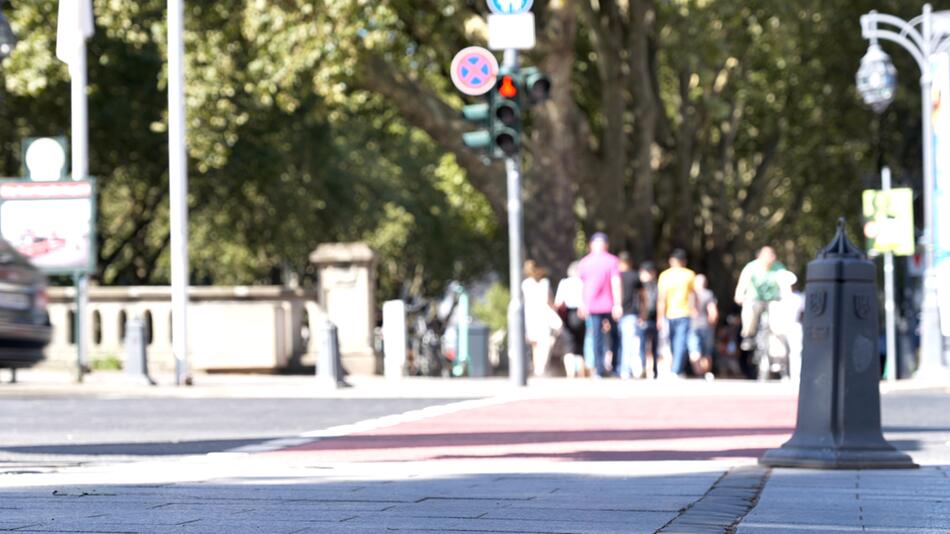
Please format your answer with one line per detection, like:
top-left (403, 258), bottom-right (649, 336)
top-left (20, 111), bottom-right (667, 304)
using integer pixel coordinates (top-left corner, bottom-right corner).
top-left (309, 243), bottom-right (377, 374)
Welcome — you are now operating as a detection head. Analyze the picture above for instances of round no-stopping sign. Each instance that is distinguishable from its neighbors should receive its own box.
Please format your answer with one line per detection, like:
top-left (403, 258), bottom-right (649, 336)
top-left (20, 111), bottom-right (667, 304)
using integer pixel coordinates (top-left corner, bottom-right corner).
top-left (450, 46), bottom-right (499, 96)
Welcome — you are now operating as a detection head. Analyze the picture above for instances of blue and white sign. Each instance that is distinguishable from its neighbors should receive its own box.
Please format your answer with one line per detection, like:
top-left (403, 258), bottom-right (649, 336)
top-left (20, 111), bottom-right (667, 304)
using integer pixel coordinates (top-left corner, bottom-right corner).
top-left (487, 0), bottom-right (533, 15)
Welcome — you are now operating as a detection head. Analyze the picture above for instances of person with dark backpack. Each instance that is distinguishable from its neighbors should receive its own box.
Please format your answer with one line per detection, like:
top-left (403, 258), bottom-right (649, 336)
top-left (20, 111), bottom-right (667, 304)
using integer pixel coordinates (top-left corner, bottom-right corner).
top-left (636, 262), bottom-right (659, 379)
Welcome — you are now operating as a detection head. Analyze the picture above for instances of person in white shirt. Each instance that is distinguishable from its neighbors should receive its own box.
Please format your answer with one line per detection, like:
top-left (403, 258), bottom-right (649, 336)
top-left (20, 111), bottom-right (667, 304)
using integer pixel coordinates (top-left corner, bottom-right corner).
top-left (555, 262), bottom-right (586, 377)
top-left (522, 260), bottom-right (559, 377)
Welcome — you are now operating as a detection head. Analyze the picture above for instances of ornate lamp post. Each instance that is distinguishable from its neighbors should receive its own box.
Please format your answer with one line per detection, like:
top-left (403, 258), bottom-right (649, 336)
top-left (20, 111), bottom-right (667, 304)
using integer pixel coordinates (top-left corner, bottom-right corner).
top-left (860, 4), bottom-right (950, 378)
top-left (856, 42), bottom-right (900, 381)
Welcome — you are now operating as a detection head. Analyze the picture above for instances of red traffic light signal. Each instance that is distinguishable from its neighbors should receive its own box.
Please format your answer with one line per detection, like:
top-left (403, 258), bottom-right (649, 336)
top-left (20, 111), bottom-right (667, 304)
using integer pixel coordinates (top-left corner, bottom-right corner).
top-left (498, 75), bottom-right (518, 98)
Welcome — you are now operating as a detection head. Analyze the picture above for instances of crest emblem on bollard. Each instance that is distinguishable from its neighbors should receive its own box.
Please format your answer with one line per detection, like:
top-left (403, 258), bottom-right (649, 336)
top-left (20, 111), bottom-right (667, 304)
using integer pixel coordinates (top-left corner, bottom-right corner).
top-left (807, 290), bottom-right (827, 317)
top-left (854, 295), bottom-right (871, 319)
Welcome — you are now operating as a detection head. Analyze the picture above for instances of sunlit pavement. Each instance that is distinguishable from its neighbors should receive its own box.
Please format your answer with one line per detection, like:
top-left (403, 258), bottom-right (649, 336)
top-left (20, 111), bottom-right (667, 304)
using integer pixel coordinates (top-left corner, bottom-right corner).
top-left (0, 373), bottom-right (947, 533)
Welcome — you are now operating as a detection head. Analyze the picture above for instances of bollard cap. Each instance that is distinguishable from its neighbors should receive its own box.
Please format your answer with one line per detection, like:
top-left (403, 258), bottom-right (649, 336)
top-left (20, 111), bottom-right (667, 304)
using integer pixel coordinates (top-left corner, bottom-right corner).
top-left (807, 217), bottom-right (875, 282)
top-left (817, 218), bottom-right (865, 260)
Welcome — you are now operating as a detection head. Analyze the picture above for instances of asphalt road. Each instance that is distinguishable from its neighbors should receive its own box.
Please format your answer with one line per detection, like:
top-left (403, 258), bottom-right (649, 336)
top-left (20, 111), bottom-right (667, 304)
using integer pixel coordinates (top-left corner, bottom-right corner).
top-left (881, 390), bottom-right (950, 465)
top-left (0, 397), bottom-right (463, 460)
top-left (0, 389), bottom-right (946, 465)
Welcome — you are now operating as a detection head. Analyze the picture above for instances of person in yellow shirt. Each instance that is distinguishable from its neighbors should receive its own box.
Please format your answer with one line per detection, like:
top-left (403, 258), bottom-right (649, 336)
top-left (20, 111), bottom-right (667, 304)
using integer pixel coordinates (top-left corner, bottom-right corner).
top-left (657, 249), bottom-right (697, 378)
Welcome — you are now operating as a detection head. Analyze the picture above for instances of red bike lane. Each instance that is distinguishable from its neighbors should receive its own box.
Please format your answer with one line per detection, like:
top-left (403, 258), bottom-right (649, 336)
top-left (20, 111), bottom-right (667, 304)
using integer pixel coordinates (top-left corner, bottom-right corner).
top-left (272, 392), bottom-right (798, 463)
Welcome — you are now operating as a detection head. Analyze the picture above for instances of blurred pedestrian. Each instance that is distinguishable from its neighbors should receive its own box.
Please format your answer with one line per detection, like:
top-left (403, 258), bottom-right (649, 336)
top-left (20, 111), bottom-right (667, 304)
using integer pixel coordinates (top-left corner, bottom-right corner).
top-left (637, 262), bottom-right (660, 379)
top-left (578, 232), bottom-right (622, 378)
top-left (555, 261), bottom-right (587, 378)
top-left (734, 246), bottom-right (786, 352)
top-left (688, 274), bottom-right (718, 380)
top-left (657, 249), bottom-right (697, 378)
top-left (769, 270), bottom-right (803, 381)
top-left (617, 252), bottom-right (643, 379)
top-left (522, 260), bottom-right (558, 377)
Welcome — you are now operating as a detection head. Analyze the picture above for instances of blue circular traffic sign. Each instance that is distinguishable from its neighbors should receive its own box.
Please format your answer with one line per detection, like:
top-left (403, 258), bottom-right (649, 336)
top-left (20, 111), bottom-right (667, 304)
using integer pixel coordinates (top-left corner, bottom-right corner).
top-left (487, 0), bottom-right (533, 15)
top-left (450, 47), bottom-right (499, 96)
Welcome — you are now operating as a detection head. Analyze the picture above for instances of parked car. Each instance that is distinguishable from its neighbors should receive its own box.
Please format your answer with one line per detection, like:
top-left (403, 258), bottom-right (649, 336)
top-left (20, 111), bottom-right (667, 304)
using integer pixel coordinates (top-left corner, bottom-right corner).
top-left (0, 239), bottom-right (51, 369)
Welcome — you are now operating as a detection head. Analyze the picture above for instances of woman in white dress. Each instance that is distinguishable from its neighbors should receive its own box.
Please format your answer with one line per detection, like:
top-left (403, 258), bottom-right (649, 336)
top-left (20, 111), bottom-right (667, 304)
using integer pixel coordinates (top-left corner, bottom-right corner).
top-left (522, 260), bottom-right (558, 376)
top-left (554, 262), bottom-right (586, 378)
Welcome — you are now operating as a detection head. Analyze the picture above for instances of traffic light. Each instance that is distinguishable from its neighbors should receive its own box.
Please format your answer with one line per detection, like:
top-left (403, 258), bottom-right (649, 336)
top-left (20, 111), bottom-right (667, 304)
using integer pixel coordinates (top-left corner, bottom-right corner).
top-left (491, 72), bottom-right (521, 157)
top-left (461, 102), bottom-right (491, 150)
top-left (520, 67), bottom-right (551, 105)
top-left (458, 66), bottom-right (551, 159)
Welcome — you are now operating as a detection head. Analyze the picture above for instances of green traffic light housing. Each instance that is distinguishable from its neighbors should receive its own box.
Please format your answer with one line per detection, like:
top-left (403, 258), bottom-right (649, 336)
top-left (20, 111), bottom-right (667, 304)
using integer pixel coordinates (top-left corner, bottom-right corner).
top-left (461, 103), bottom-right (491, 149)
top-left (491, 72), bottom-right (522, 157)
top-left (462, 103), bottom-right (489, 122)
top-left (458, 66), bottom-right (549, 159)
top-left (520, 67), bottom-right (551, 105)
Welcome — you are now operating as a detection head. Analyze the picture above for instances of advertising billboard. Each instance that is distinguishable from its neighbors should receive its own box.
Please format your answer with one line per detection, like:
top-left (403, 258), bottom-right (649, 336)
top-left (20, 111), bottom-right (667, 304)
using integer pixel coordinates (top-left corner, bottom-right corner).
top-left (0, 180), bottom-right (96, 274)
top-left (932, 52), bottom-right (950, 335)
top-left (862, 188), bottom-right (915, 256)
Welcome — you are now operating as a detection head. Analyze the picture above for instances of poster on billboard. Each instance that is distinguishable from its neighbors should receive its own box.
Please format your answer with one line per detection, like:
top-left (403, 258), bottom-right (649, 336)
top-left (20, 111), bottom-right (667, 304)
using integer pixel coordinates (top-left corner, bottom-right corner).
top-left (934, 52), bottom-right (950, 266)
top-left (0, 180), bottom-right (96, 274)
top-left (862, 188), bottom-right (915, 256)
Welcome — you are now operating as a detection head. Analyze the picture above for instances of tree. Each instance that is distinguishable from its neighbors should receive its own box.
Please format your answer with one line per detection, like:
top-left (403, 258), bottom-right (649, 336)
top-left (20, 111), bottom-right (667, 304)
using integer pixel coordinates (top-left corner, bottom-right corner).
top-left (0, 0), bottom-right (931, 305)
top-left (240, 0), bottom-right (924, 299)
top-left (1, 0), bottom-right (501, 300)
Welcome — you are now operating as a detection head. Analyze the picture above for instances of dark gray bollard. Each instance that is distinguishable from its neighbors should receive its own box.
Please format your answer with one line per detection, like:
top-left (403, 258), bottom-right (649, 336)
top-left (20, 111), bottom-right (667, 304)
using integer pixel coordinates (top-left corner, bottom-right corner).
top-left (317, 318), bottom-right (348, 388)
top-left (760, 219), bottom-right (915, 469)
top-left (124, 317), bottom-right (156, 386)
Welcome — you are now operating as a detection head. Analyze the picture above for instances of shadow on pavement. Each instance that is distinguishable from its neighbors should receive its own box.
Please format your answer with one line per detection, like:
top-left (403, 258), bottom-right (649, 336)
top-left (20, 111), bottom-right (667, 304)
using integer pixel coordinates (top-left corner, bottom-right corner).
top-left (0, 437), bottom-right (280, 457)
top-left (0, 469), bottom-right (724, 533)
top-left (286, 427), bottom-right (794, 452)
top-left (426, 448), bottom-right (774, 462)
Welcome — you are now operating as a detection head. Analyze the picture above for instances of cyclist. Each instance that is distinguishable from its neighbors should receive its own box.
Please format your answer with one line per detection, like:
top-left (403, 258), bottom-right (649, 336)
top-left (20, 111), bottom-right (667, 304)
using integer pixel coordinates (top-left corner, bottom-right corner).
top-left (734, 246), bottom-right (788, 352)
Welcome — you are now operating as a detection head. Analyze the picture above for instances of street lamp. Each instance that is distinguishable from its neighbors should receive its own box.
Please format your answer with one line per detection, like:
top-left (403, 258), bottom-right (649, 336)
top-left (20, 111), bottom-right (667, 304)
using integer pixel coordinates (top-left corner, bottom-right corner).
top-left (856, 42), bottom-right (900, 382)
top-left (0, 8), bottom-right (17, 60)
top-left (860, 4), bottom-right (950, 379)
top-left (856, 43), bottom-right (897, 114)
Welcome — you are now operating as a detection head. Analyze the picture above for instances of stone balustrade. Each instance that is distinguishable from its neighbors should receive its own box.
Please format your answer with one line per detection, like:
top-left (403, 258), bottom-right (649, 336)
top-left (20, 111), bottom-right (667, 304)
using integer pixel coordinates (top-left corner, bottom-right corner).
top-left (45, 286), bottom-right (324, 372)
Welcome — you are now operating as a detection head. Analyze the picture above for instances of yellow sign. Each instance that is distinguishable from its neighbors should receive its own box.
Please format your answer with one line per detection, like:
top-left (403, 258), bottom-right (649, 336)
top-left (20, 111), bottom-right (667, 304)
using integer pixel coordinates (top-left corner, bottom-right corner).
top-left (862, 188), bottom-right (915, 256)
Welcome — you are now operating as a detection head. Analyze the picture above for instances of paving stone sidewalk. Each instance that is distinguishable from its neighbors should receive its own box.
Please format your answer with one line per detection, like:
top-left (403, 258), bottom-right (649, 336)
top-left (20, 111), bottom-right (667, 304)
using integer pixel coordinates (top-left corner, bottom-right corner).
top-left (737, 466), bottom-right (950, 534)
top-left (0, 459), bottom-right (730, 533)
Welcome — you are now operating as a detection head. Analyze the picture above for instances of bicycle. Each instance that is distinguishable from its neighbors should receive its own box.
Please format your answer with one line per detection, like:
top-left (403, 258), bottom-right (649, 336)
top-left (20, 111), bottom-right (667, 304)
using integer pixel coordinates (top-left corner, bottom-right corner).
top-left (753, 307), bottom-right (791, 381)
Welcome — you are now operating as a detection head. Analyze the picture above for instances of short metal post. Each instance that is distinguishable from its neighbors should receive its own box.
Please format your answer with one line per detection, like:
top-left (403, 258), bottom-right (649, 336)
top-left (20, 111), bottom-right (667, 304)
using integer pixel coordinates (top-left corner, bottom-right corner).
top-left (455, 288), bottom-right (470, 377)
top-left (124, 316), bottom-right (155, 386)
top-left (318, 318), bottom-right (345, 388)
top-left (382, 300), bottom-right (407, 380)
top-left (73, 272), bottom-right (88, 383)
top-left (881, 167), bottom-right (897, 382)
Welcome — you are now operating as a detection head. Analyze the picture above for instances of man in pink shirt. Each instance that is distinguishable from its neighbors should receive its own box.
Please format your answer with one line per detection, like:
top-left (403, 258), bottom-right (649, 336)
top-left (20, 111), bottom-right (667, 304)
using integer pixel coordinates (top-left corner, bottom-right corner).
top-left (578, 232), bottom-right (622, 377)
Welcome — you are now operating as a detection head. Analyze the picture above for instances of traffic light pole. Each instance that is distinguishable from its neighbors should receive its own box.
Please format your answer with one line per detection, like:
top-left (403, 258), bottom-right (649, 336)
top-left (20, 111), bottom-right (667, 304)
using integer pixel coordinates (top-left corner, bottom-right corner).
top-left (503, 48), bottom-right (527, 387)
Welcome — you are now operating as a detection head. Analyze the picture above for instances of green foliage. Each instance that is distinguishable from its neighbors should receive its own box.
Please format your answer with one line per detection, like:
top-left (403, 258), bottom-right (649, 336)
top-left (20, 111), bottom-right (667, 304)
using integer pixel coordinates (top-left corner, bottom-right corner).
top-left (0, 0), bottom-right (935, 306)
top-left (90, 354), bottom-right (122, 371)
top-left (0, 0), bottom-right (500, 301)
top-left (472, 282), bottom-right (509, 333)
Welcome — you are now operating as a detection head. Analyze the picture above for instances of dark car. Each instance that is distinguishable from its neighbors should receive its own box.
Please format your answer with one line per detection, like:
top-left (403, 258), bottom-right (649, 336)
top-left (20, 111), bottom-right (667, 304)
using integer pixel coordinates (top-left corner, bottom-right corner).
top-left (0, 239), bottom-right (51, 369)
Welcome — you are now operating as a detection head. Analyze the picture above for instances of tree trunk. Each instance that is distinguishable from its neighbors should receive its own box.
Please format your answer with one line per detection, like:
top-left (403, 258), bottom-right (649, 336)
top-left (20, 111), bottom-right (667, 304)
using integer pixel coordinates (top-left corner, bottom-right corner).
top-left (628, 0), bottom-right (658, 262)
top-left (525, 0), bottom-right (584, 277)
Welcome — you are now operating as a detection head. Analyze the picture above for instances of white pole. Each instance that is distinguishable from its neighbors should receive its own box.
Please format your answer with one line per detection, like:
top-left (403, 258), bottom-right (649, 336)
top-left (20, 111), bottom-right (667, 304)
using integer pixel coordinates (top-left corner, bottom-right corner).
top-left (503, 48), bottom-right (527, 387)
top-left (168, 0), bottom-right (190, 385)
top-left (70, 36), bottom-right (89, 382)
top-left (916, 4), bottom-right (946, 379)
top-left (881, 167), bottom-right (898, 382)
